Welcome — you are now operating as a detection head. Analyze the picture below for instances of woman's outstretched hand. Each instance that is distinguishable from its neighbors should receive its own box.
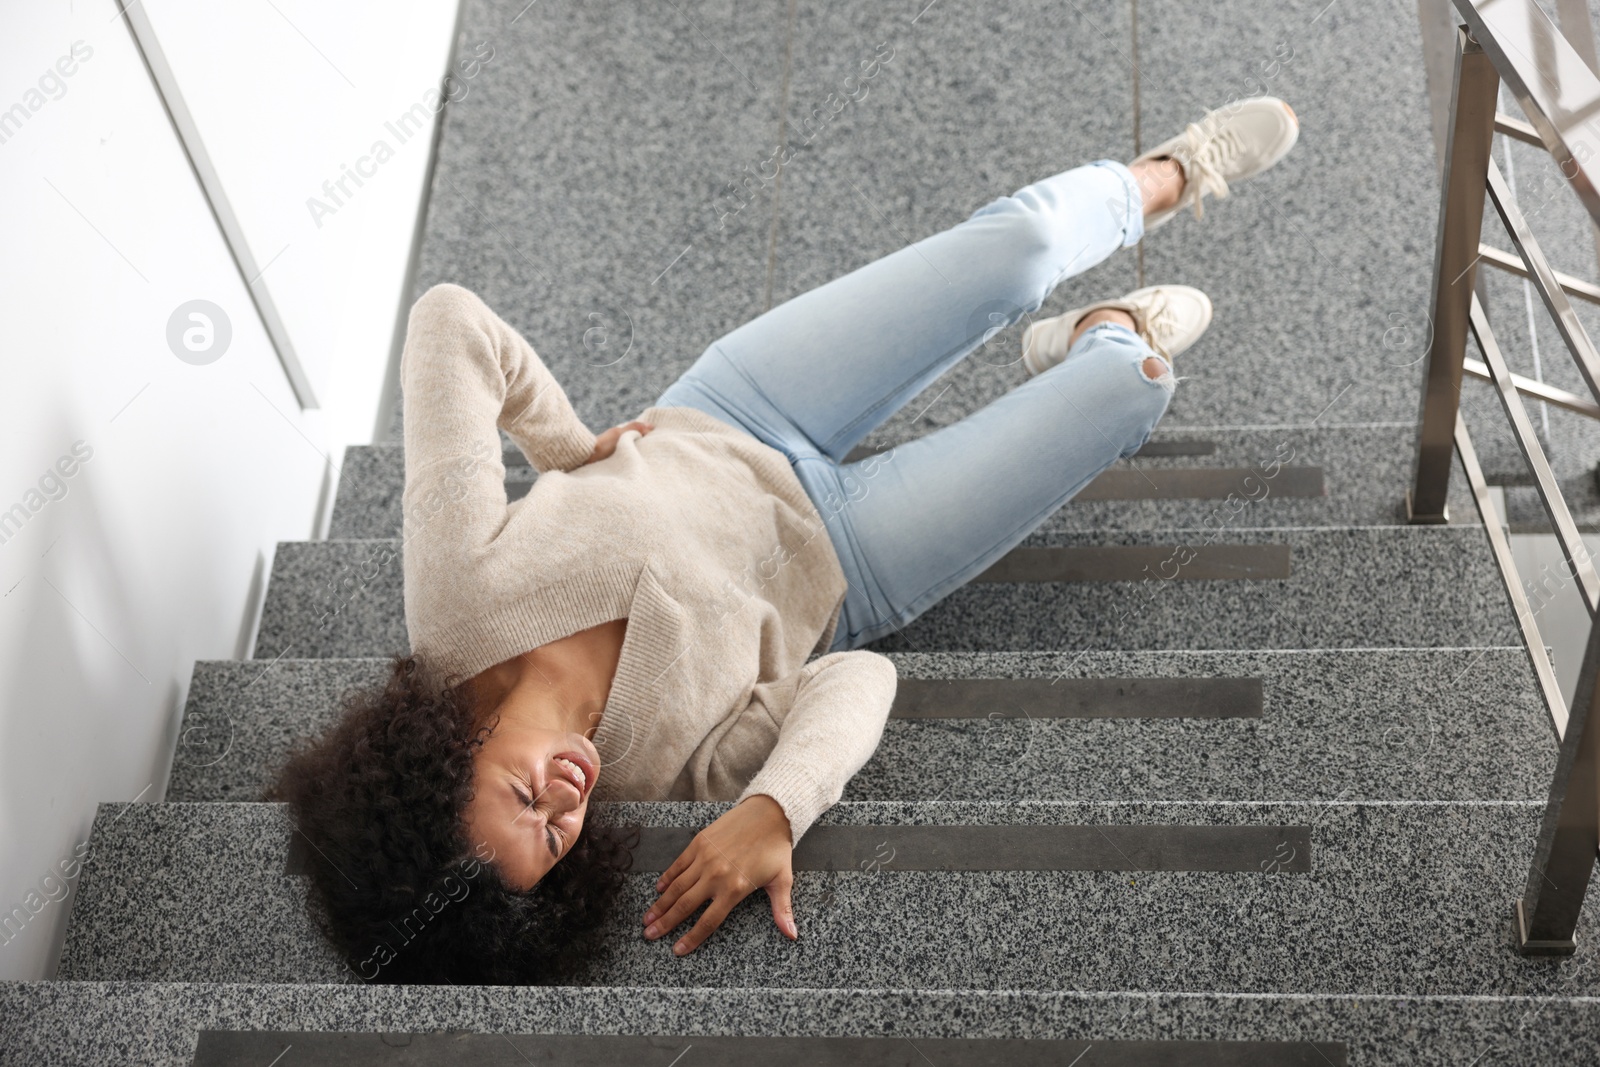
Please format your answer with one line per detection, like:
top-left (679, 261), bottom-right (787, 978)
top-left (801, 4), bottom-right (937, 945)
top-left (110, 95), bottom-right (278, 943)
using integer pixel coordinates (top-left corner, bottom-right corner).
top-left (642, 794), bottom-right (796, 956)
top-left (583, 420), bottom-right (654, 466)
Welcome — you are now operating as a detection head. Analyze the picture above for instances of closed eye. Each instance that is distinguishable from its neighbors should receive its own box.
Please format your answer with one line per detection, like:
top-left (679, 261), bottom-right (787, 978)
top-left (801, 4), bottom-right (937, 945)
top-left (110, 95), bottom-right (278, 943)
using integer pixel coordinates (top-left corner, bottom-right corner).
top-left (513, 784), bottom-right (535, 816)
top-left (513, 784), bottom-right (560, 859)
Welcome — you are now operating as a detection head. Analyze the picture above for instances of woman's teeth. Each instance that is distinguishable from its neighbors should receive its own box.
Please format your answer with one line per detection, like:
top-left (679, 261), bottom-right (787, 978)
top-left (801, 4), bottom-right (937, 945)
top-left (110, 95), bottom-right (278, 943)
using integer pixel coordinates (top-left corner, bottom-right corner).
top-left (554, 756), bottom-right (587, 791)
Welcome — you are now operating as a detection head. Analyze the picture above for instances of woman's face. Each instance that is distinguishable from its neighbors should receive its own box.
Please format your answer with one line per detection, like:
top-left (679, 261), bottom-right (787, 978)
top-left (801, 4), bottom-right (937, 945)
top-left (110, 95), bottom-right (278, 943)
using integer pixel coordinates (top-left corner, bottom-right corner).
top-left (464, 716), bottom-right (601, 891)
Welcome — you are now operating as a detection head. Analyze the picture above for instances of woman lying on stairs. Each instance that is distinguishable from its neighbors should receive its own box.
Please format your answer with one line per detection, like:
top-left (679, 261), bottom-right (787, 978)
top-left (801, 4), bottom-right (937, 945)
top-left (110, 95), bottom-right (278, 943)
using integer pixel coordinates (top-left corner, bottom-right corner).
top-left (269, 97), bottom-right (1299, 984)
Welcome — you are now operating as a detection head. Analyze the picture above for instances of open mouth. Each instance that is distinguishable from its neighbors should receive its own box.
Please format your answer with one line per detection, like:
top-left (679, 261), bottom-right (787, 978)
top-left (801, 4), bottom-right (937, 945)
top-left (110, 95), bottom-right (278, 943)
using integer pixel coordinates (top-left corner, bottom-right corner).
top-left (552, 751), bottom-right (596, 800)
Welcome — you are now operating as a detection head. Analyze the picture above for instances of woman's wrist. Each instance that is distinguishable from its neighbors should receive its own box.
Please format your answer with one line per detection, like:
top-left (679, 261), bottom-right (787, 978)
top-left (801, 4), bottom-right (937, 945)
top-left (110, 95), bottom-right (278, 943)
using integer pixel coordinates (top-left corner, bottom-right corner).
top-left (740, 793), bottom-right (793, 838)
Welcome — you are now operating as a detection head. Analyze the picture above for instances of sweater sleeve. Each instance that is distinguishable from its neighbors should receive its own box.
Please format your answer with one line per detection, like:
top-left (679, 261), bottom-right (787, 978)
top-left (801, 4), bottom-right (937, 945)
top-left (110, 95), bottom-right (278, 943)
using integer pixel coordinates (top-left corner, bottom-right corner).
top-left (399, 285), bottom-right (599, 667)
top-left (735, 650), bottom-right (897, 846)
top-left (400, 283), bottom-right (597, 484)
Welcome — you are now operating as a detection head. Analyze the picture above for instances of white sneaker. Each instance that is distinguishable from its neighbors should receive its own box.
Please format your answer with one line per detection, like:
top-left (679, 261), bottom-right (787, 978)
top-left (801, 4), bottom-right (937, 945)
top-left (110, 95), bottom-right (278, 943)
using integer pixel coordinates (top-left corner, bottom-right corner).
top-left (1021, 285), bottom-right (1214, 377)
top-left (1134, 96), bottom-right (1299, 230)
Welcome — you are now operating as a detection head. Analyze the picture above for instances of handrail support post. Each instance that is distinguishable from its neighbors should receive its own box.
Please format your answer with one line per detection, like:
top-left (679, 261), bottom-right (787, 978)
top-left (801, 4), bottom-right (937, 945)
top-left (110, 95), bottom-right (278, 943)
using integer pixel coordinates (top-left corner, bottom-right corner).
top-left (1515, 622), bottom-right (1600, 955)
top-left (1408, 27), bottom-right (1499, 524)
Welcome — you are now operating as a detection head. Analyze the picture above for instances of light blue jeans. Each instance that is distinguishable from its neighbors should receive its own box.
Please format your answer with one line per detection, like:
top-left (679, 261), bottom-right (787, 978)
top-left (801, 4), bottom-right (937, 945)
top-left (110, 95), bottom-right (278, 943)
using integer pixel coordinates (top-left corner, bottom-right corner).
top-left (655, 160), bottom-right (1174, 651)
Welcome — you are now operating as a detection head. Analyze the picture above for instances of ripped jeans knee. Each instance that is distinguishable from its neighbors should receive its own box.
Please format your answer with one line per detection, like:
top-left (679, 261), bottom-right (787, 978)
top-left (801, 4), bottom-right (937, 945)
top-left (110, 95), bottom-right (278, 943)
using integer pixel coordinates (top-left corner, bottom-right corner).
top-left (1135, 349), bottom-right (1176, 396)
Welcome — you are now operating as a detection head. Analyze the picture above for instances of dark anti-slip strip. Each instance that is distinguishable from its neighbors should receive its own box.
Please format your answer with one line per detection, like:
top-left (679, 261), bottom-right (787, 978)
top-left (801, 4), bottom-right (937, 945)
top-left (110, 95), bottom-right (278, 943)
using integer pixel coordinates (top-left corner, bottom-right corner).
top-left (1128, 438), bottom-right (1219, 457)
top-left (1071, 466), bottom-right (1324, 501)
top-left (194, 1032), bottom-right (1346, 1066)
top-left (891, 676), bottom-right (1263, 719)
top-left (644, 824), bottom-right (1313, 874)
top-left (285, 823), bottom-right (1310, 878)
top-left (975, 544), bottom-right (1292, 582)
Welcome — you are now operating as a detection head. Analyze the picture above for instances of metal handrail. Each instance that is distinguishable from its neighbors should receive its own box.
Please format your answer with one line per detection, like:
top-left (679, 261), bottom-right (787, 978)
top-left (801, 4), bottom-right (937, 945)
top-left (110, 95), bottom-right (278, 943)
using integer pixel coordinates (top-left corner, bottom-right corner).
top-left (1474, 242), bottom-right (1600, 306)
top-left (1467, 290), bottom-right (1600, 616)
top-left (1463, 354), bottom-right (1600, 419)
top-left (1412, 0), bottom-right (1600, 956)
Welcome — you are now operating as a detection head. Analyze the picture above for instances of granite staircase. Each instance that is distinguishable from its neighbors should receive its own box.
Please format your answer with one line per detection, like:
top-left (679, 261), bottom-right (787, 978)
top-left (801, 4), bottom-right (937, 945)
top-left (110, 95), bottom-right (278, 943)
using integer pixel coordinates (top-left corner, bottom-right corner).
top-left (9, 0), bottom-right (1600, 1062)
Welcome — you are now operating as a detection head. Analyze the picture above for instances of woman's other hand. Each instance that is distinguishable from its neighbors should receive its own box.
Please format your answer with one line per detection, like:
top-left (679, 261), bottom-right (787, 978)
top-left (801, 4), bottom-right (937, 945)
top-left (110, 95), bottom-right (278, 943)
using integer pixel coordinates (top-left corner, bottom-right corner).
top-left (642, 794), bottom-right (796, 955)
top-left (583, 421), bottom-right (654, 466)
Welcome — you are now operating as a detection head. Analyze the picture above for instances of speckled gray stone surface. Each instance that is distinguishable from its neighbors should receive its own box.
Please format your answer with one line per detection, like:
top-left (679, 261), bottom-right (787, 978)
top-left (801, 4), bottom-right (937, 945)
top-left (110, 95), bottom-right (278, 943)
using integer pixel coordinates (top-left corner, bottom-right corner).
top-left (848, 648), bottom-right (1553, 804)
top-left (398, 0), bottom-right (790, 441)
top-left (329, 424), bottom-right (1475, 540)
top-left (754, 0), bottom-right (1137, 448)
top-left (1015, 422), bottom-right (1476, 533)
top-left (50, 799), bottom-right (1600, 1004)
top-left (867, 526), bottom-right (1507, 652)
top-left (327, 446), bottom-right (406, 540)
top-left (166, 659), bottom-right (390, 802)
top-left (253, 540), bottom-right (406, 660)
top-left (390, 0), bottom-right (1142, 445)
top-left (57, 798), bottom-right (1600, 998)
top-left (254, 526), bottom-right (1508, 659)
top-left (1134, 0), bottom-right (1437, 430)
top-left (167, 649), bottom-right (1551, 806)
top-left (11, 981), bottom-right (1600, 1067)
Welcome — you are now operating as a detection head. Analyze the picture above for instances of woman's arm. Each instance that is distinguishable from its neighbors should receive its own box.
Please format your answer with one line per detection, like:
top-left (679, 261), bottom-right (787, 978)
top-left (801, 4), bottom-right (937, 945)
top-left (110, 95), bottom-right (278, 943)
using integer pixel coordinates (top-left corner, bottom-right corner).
top-left (401, 283), bottom-right (597, 491)
top-left (642, 650), bottom-right (897, 955)
top-left (735, 650), bottom-right (898, 843)
top-left (399, 284), bottom-right (600, 654)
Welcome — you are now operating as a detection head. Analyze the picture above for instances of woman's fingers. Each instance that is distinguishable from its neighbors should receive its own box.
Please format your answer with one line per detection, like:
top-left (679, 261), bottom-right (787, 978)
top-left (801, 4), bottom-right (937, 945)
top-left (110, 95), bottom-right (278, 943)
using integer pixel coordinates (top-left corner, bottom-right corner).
top-left (647, 875), bottom-right (800, 954)
top-left (672, 895), bottom-right (738, 956)
top-left (643, 875), bottom-right (709, 940)
top-left (587, 422), bottom-right (653, 466)
top-left (655, 848), bottom-right (693, 895)
top-left (644, 858), bottom-right (698, 926)
top-left (765, 876), bottom-right (798, 939)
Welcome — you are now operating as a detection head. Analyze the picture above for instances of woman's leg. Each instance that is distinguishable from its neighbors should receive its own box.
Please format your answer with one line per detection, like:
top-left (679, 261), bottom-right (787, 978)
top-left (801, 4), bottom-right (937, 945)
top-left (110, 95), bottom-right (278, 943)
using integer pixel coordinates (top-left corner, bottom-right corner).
top-left (814, 320), bottom-right (1175, 651)
top-left (654, 159), bottom-right (1147, 461)
top-left (649, 98), bottom-right (1300, 648)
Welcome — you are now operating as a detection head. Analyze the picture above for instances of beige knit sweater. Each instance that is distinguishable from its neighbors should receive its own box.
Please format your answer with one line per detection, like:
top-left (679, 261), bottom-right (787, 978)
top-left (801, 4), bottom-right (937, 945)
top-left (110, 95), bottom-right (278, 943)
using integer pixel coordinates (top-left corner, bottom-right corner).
top-left (399, 284), bottom-right (897, 844)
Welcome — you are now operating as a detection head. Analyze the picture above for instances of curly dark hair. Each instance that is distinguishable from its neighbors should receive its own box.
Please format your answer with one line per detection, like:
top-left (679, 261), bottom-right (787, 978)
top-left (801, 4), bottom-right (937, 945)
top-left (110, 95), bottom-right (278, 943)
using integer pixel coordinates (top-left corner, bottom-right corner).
top-left (265, 653), bottom-right (637, 984)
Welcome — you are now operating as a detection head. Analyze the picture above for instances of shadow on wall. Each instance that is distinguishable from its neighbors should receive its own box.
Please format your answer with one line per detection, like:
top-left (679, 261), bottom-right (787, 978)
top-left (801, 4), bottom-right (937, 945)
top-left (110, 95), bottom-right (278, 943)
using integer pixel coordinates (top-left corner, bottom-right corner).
top-left (0, 401), bottom-right (186, 980)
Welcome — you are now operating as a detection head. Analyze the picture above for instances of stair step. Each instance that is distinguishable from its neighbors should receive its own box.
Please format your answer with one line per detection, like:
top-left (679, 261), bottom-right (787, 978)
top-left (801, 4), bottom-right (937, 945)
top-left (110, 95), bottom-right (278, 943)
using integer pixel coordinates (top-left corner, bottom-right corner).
top-left (15, 981), bottom-right (1600, 1067)
top-left (252, 526), bottom-right (1507, 660)
top-left (974, 543), bottom-right (1292, 581)
top-left (167, 649), bottom-right (1552, 806)
top-left (329, 424), bottom-right (1472, 539)
top-left (870, 526), bottom-right (1504, 652)
top-left (57, 799), bottom-right (1594, 996)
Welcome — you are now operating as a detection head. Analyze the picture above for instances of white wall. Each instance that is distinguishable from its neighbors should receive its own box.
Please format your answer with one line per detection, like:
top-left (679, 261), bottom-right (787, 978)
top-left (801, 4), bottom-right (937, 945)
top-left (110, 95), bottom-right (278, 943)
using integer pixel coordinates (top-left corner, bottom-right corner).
top-left (0, 0), bottom-right (458, 980)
